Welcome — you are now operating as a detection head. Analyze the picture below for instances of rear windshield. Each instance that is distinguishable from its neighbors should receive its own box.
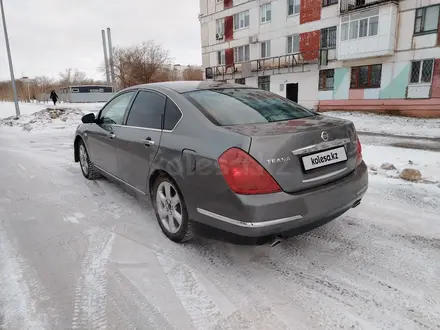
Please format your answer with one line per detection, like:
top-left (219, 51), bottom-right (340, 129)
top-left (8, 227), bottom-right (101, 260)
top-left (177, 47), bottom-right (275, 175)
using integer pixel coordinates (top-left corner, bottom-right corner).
top-left (183, 88), bottom-right (315, 126)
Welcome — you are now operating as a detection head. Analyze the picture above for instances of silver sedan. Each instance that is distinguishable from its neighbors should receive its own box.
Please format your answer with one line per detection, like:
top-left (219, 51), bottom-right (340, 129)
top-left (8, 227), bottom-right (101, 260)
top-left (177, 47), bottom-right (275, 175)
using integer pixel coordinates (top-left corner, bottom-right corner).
top-left (74, 81), bottom-right (368, 243)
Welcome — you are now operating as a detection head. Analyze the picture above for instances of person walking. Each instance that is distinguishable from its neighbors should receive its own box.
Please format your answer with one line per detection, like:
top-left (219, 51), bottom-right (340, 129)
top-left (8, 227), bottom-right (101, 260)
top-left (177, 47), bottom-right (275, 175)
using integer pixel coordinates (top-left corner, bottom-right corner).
top-left (50, 90), bottom-right (58, 106)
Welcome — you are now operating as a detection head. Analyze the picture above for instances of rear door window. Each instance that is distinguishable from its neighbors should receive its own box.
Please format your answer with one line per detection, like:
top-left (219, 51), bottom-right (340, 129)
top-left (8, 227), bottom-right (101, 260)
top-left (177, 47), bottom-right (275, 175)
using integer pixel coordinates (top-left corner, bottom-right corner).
top-left (183, 88), bottom-right (315, 126)
top-left (125, 90), bottom-right (166, 129)
top-left (163, 98), bottom-right (182, 131)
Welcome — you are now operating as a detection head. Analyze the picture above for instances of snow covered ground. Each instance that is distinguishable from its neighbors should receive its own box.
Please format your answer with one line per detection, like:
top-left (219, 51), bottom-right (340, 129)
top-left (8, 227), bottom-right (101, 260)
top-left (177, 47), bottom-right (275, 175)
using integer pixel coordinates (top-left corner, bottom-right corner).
top-left (323, 111), bottom-right (440, 139)
top-left (0, 103), bottom-right (439, 329)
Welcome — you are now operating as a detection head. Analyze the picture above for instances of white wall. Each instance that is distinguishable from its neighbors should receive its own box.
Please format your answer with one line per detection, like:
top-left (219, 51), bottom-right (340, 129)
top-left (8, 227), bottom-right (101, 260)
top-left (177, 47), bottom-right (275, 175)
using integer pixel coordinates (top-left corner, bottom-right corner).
top-left (270, 70), bottom-right (319, 109)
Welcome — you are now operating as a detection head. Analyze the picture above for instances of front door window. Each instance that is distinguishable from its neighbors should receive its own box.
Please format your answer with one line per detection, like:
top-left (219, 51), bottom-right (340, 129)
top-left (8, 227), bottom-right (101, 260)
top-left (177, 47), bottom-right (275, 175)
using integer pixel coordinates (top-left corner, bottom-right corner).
top-left (100, 92), bottom-right (135, 125)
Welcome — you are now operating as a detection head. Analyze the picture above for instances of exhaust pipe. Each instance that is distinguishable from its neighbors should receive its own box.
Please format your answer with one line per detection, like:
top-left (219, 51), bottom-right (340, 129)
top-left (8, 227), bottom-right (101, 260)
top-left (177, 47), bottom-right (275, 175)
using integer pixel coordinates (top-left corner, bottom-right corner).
top-left (352, 199), bottom-right (361, 208)
top-left (269, 236), bottom-right (283, 247)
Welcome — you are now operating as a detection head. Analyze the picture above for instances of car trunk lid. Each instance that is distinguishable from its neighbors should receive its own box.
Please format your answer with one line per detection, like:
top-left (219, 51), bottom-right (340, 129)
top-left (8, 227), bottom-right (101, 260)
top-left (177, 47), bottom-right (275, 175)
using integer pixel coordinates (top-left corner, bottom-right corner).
top-left (222, 115), bottom-right (358, 193)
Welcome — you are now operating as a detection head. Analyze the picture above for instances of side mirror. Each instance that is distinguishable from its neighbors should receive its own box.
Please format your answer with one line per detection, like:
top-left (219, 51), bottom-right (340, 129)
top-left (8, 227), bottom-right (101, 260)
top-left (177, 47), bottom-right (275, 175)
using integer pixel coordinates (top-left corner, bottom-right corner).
top-left (81, 113), bottom-right (96, 124)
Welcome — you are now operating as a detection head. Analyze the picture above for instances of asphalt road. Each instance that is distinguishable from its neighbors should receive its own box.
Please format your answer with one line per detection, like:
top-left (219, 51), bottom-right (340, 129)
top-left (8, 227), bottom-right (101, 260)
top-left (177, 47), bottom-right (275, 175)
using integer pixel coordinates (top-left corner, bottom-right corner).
top-left (0, 127), bottom-right (439, 330)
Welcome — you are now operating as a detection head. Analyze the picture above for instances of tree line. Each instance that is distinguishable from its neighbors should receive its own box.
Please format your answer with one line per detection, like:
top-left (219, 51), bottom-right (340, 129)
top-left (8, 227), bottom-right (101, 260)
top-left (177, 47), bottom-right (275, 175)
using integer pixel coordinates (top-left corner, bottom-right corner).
top-left (0, 40), bottom-right (203, 102)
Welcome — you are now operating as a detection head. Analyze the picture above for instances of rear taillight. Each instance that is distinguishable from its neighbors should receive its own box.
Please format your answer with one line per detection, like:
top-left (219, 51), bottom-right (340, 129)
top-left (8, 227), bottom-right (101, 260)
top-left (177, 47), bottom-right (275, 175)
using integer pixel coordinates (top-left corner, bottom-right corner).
top-left (218, 147), bottom-right (282, 195)
top-left (356, 135), bottom-right (363, 167)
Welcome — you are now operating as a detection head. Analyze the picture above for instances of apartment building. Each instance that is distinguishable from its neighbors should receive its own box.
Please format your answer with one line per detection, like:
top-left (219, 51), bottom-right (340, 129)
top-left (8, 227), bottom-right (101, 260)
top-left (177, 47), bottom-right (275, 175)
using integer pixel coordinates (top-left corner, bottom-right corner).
top-left (199, 0), bottom-right (440, 117)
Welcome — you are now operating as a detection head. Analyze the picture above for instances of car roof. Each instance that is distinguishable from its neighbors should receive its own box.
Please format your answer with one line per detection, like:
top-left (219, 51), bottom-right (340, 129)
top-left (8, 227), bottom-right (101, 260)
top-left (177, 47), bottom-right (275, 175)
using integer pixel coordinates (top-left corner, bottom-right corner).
top-left (126, 81), bottom-right (256, 94)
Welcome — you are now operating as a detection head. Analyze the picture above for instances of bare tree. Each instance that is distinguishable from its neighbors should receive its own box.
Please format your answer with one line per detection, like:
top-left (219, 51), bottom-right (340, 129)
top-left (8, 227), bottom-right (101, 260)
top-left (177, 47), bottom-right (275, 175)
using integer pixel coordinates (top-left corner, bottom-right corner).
top-left (59, 68), bottom-right (90, 86)
top-left (35, 76), bottom-right (54, 92)
top-left (109, 41), bottom-right (170, 88)
top-left (182, 67), bottom-right (203, 81)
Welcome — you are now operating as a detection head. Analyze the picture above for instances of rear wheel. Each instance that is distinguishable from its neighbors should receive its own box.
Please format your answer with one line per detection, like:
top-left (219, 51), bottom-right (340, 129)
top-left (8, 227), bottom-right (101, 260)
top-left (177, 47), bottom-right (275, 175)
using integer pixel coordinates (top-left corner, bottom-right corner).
top-left (78, 140), bottom-right (100, 180)
top-left (153, 175), bottom-right (193, 243)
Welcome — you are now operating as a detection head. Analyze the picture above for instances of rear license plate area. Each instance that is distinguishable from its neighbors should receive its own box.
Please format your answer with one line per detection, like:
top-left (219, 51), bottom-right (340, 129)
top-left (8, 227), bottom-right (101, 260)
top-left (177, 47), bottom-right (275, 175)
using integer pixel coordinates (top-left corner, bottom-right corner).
top-left (302, 146), bottom-right (347, 171)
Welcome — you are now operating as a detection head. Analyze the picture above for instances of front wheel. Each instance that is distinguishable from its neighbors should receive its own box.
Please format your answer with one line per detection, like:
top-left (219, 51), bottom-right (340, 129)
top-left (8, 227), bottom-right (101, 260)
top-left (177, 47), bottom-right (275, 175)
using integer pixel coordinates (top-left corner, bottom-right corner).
top-left (78, 140), bottom-right (100, 180)
top-left (153, 175), bottom-right (194, 243)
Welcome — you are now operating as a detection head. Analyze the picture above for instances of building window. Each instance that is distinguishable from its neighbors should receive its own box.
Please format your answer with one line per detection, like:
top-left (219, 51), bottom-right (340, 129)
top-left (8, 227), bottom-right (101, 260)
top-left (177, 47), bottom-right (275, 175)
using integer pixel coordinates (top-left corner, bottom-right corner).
top-left (350, 64), bottom-right (382, 89)
top-left (258, 76), bottom-right (270, 91)
top-left (217, 50), bottom-right (225, 65)
top-left (234, 10), bottom-right (250, 30)
top-left (234, 45), bottom-right (250, 62)
top-left (341, 9), bottom-right (379, 41)
top-left (288, 0), bottom-right (300, 16)
top-left (321, 26), bottom-right (337, 49)
top-left (319, 69), bottom-right (334, 90)
top-left (414, 5), bottom-right (440, 35)
top-left (261, 40), bottom-right (271, 58)
top-left (322, 0), bottom-right (338, 6)
top-left (235, 78), bottom-right (245, 84)
top-left (410, 59), bottom-right (434, 84)
top-left (287, 34), bottom-right (300, 53)
top-left (216, 19), bottom-right (224, 36)
top-left (260, 3), bottom-right (272, 23)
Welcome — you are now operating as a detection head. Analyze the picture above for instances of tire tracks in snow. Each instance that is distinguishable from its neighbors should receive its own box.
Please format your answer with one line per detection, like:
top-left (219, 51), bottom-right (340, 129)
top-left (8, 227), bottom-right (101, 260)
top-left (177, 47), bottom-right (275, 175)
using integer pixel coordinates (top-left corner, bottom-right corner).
top-left (0, 226), bottom-right (49, 329)
top-left (72, 227), bottom-right (115, 329)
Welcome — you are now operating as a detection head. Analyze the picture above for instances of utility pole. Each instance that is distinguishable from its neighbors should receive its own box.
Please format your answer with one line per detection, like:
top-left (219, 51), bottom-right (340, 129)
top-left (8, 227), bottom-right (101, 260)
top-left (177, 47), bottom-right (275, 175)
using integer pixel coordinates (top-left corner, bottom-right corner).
top-left (107, 28), bottom-right (116, 92)
top-left (0, 0), bottom-right (20, 116)
top-left (101, 29), bottom-right (110, 85)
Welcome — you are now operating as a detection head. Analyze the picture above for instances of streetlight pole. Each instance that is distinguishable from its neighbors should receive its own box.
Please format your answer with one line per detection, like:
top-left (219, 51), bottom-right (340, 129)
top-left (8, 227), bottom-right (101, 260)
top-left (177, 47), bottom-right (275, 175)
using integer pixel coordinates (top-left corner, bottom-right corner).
top-left (0, 0), bottom-right (20, 117)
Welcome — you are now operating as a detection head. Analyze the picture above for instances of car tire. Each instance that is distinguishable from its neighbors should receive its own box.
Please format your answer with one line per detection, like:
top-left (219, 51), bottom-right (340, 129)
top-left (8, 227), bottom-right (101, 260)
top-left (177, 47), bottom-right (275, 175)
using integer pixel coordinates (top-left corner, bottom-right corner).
top-left (152, 175), bottom-right (194, 243)
top-left (78, 139), bottom-right (100, 180)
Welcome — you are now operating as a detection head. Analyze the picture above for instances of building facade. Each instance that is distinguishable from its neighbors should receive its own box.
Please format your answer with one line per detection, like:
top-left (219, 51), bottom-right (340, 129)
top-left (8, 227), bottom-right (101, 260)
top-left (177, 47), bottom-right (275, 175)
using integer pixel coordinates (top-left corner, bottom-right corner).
top-left (59, 85), bottom-right (114, 103)
top-left (199, 0), bottom-right (440, 117)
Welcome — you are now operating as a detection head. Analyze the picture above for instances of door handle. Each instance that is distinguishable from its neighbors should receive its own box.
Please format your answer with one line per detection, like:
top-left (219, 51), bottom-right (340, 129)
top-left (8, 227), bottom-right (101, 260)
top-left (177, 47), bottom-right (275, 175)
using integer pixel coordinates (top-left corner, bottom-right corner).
top-left (142, 137), bottom-right (155, 146)
top-left (108, 132), bottom-right (116, 139)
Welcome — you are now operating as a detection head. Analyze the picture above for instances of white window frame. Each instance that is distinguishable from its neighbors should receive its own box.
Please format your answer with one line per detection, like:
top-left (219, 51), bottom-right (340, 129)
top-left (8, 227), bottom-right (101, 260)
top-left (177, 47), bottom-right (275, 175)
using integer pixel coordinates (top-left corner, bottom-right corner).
top-left (216, 0), bottom-right (223, 3)
top-left (216, 19), bottom-right (224, 36)
top-left (234, 10), bottom-right (250, 30)
top-left (261, 40), bottom-right (271, 58)
top-left (288, 0), bottom-right (300, 16)
top-left (217, 50), bottom-right (226, 65)
top-left (260, 3), bottom-right (271, 24)
top-left (287, 34), bottom-right (300, 54)
top-left (409, 59), bottom-right (435, 84)
top-left (341, 12), bottom-right (379, 41)
top-left (234, 45), bottom-right (250, 62)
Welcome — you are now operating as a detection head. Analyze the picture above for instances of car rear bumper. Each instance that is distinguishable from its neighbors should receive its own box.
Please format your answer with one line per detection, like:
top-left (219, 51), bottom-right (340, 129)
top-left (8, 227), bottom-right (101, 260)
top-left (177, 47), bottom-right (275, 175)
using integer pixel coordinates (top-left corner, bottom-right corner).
top-left (195, 161), bottom-right (368, 238)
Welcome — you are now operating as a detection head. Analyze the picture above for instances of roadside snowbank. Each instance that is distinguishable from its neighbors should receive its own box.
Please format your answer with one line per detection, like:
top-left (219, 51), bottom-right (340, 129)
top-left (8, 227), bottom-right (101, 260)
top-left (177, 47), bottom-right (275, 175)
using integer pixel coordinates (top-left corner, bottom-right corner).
top-left (323, 111), bottom-right (440, 139)
top-left (363, 145), bottom-right (440, 184)
top-left (0, 101), bottom-right (102, 119)
top-left (0, 108), bottom-right (84, 131)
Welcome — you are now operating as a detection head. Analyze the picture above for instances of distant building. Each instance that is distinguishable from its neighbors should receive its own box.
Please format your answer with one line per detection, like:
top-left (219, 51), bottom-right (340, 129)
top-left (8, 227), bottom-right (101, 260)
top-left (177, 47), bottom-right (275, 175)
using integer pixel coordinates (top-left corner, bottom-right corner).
top-left (200, 0), bottom-right (440, 117)
top-left (59, 85), bottom-right (114, 103)
top-left (162, 64), bottom-right (203, 80)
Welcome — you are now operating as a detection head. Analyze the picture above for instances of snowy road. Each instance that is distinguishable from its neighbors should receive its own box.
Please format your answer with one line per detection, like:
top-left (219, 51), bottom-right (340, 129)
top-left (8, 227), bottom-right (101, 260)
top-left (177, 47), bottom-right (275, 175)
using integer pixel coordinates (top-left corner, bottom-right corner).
top-left (1, 125), bottom-right (440, 329)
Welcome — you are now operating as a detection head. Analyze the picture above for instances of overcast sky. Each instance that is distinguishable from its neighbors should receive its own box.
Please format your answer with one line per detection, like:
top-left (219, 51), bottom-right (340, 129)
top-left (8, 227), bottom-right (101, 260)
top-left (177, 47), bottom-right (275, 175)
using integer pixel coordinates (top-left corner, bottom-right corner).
top-left (0, 0), bottom-right (201, 81)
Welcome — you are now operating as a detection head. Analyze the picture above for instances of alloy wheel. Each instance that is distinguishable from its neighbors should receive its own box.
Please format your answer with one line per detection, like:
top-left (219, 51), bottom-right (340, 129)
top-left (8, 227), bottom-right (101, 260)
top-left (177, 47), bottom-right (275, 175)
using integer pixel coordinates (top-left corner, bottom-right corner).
top-left (156, 181), bottom-right (183, 234)
top-left (79, 144), bottom-right (89, 176)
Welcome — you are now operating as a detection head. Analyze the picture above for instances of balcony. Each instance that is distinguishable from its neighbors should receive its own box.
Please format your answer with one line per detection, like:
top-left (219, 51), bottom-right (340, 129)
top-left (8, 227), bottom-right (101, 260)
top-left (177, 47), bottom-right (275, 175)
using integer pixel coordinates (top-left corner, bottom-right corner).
top-left (205, 50), bottom-right (325, 81)
top-left (337, 3), bottom-right (398, 61)
top-left (340, 0), bottom-right (398, 14)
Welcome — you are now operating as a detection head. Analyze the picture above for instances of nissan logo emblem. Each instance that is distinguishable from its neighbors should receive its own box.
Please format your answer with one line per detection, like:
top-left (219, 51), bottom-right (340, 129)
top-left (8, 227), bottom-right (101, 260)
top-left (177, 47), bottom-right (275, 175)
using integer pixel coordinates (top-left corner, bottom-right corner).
top-left (321, 131), bottom-right (329, 141)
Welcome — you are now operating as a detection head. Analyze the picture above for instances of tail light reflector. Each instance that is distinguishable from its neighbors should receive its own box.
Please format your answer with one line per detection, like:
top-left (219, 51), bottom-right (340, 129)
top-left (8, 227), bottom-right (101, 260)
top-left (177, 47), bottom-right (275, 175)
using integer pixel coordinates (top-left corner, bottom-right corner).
top-left (218, 147), bottom-right (282, 195)
top-left (356, 135), bottom-right (363, 167)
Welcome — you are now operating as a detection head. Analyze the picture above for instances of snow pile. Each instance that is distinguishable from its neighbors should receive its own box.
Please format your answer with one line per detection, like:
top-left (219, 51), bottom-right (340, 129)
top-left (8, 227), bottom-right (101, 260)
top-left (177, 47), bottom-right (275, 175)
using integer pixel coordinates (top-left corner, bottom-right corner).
top-left (0, 107), bottom-right (84, 131)
top-left (363, 145), bottom-right (440, 184)
top-left (0, 101), bottom-right (102, 119)
top-left (323, 111), bottom-right (440, 138)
